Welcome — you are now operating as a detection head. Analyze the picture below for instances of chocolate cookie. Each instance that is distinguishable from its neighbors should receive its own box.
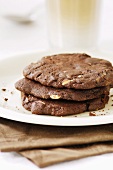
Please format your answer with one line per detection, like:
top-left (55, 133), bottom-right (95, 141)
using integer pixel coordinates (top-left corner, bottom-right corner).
top-left (15, 78), bottom-right (110, 101)
top-left (21, 93), bottom-right (109, 116)
top-left (23, 53), bottom-right (113, 89)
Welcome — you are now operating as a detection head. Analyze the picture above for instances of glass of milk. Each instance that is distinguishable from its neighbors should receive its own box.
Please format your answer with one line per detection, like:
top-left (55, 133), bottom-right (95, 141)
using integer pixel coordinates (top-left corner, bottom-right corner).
top-left (46, 0), bottom-right (102, 50)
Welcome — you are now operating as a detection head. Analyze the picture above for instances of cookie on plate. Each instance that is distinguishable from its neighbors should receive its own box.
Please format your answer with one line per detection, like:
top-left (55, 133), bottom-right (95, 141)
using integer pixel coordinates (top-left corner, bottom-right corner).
top-left (21, 92), bottom-right (109, 116)
top-left (15, 78), bottom-right (110, 101)
top-left (23, 53), bottom-right (113, 89)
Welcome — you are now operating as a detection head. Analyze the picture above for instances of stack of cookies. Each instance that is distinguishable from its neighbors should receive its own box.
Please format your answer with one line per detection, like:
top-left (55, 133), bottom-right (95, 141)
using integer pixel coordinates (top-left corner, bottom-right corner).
top-left (15, 53), bottom-right (113, 116)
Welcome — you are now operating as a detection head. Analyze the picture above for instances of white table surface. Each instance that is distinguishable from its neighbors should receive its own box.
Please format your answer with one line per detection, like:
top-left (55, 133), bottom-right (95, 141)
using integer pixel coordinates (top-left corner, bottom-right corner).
top-left (0, 0), bottom-right (113, 169)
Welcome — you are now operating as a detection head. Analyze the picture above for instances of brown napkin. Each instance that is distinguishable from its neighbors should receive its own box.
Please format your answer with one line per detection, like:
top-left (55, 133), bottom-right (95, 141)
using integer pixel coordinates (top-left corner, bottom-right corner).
top-left (0, 118), bottom-right (113, 168)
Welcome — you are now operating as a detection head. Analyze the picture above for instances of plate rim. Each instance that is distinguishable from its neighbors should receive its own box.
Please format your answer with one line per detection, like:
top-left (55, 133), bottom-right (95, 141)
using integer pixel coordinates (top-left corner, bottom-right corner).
top-left (1, 106), bottom-right (113, 126)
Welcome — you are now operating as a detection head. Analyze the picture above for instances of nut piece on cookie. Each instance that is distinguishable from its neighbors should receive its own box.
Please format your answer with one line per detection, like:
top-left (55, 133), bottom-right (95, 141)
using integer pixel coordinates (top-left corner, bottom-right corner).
top-left (62, 79), bottom-right (73, 86)
top-left (50, 94), bottom-right (61, 99)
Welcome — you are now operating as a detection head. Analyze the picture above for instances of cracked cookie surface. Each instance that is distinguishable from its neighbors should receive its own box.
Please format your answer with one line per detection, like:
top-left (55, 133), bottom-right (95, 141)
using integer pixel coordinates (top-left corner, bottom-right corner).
top-left (23, 53), bottom-right (113, 89)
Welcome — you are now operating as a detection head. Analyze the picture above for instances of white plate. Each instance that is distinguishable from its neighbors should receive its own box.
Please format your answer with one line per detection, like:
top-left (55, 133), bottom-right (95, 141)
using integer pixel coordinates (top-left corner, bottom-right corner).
top-left (1, 50), bottom-right (113, 126)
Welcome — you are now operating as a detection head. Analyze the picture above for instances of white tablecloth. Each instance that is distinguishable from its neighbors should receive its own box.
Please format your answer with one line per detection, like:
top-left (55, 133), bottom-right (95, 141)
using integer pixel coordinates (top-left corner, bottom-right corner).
top-left (0, 0), bottom-right (113, 169)
top-left (0, 152), bottom-right (113, 170)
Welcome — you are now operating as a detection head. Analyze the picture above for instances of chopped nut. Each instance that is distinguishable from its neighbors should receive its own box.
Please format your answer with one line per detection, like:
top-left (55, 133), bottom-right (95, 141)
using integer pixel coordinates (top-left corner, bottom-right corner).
top-left (96, 77), bottom-right (100, 83)
top-left (50, 94), bottom-right (61, 99)
top-left (62, 79), bottom-right (72, 85)
top-left (103, 72), bottom-right (107, 76)
top-left (24, 98), bottom-right (29, 103)
top-left (77, 75), bottom-right (82, 78)
top-left (37, 101), bottom-right (45, 105)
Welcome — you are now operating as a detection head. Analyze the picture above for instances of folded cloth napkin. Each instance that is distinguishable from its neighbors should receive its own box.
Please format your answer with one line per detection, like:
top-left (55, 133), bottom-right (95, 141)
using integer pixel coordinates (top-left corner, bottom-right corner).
top-left (0, 118), bottom-right (113, 168)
